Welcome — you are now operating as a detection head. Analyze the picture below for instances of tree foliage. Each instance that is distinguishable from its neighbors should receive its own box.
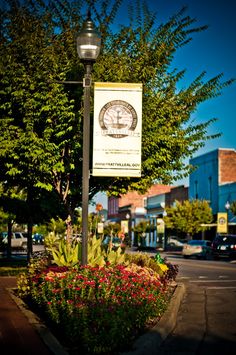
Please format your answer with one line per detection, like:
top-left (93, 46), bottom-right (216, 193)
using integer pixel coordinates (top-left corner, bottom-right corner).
top-left (230, 201), bottom-right (236, 216)
top-left (0, 0), bottom-right (234, 227)
top-left (0, 0), bottom-right (82, 224)
top-left (164, 199), bottom-right (213, 237)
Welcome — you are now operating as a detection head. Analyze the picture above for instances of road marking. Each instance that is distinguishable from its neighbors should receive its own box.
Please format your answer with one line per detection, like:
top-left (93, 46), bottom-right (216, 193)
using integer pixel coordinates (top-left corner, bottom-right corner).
top-left (190, 279), bottom-right (236, 283)
top-left (219, 275), bottom-right (229, 279)
top-left (199, 276), bottom-right (208, 279)
top-left (206, 286), bottom-right (236, 289)
top-left (174, 260), bottom-right (236, 271)
top-left (178, 277), bottom-right (190, 279)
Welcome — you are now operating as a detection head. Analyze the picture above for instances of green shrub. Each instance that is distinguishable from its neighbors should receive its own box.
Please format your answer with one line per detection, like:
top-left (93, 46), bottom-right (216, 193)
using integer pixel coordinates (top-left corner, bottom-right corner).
top-left (17, 239), bottom-right (178, 354)
top-left (88, 235), bottom-right (127, 267)
top-left (126, 252), bottom-right (178, 286)
top-left (46, 236), bottom-right (81, 267)
top-left (44, 233), bottom-right (128, 268)
top-left (18, 263), bottom-right (171, 354)
top-left (17, 256), bottom-right (50, 298)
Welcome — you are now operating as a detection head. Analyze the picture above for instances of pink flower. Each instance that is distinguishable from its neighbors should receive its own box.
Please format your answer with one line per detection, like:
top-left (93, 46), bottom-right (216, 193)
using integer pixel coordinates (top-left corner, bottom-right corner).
top-left (45, 276), bottom-right (54, 282)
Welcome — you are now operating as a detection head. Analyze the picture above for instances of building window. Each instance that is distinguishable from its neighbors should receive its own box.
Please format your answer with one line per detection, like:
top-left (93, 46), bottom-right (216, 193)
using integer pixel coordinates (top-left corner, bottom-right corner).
top-left (194, 180), bottom-right (198, 199)
top-left (143, 197), bottom-right (147, 207)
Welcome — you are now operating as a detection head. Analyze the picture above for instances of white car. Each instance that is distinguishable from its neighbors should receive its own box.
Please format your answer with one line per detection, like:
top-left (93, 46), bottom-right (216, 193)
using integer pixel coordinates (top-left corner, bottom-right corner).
top-left (1, 232), bottom-right (27, 250)
top-left (182, 240), bottom-right (212, 259)
top-left (167, 237), bottom-right (185, 247)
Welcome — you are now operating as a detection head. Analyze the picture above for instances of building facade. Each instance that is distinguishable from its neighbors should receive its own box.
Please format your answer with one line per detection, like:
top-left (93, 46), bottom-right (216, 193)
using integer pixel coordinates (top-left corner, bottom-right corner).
top-left (107, 184), bottom-right (173, 221)
top-left (189, 148), bottom-right (236, 222)
top-left (146, 185), bottom-right (188, 247)
top-left (107, 184), bottom-right (173, 246)
top-left (104, 148), bottom-right (236, 244)
top-left (107, 184), bottom-right (188, 247)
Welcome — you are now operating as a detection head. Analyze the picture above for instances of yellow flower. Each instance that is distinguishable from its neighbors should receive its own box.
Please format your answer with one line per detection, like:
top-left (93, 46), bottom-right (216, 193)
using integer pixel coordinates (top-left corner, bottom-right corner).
top-left (158, 263), bottom-right (169, 272)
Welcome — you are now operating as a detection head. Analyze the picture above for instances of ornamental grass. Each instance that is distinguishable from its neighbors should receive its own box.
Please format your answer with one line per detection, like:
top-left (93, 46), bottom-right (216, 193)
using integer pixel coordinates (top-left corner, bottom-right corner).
top-left (18, 259), bottom-right (175, 354)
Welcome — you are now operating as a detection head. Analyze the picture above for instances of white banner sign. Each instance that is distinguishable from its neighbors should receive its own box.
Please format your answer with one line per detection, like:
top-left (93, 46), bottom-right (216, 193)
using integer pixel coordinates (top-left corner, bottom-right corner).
top-left (92, 82), bottom-right (142, 177)
top-left (121, 220), bottom-right (129, 234)
top-left (97, 222), bottom-right (104, 234)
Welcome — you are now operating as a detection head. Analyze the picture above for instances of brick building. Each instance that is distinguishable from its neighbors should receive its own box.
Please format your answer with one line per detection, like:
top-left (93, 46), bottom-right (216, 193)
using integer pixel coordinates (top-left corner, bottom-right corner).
top-left (107, 184), bottom-right (188, 247)
top-left (165, 185), bottom-right (189, 207)
top-left (107, 184), bottom-right (172, 221)
top-left (218, 149), bottom-right (236, 184)
top-left (107, 184), bottom-right (173, 246)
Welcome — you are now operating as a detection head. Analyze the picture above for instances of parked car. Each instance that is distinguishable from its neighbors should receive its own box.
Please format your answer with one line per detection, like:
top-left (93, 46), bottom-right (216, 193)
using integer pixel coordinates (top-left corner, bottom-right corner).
top-left (0, 231), bottom-right (27, 250)
top-left (102, 236), bottom-right (126, 252)
top-left (182, 240), bottom-right (212, 259)
top-left (167, 237), bottom-right (186, 248)
top-left (211, 234), bottom-right (236, 260)
top-left (32, 233), bottom-right (44, 245)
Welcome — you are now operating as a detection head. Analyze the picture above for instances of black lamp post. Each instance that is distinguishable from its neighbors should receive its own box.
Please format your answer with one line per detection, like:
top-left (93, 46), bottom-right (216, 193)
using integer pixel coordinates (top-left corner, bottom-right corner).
top-left (163, 210), bottom-right (167, 251)
top-left (225, 201), bottom-right (230, 234)
top-left (126, 213), bottom-right (131, 244)
top-left (77, 12), bottom-right (101, 265)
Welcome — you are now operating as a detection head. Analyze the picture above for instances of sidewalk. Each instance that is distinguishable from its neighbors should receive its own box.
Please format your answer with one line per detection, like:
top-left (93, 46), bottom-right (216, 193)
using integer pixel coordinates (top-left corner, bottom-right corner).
top-left (158, 281), bottom-right (236, 355)
top-left (0, 277), bottom-right (54, 355)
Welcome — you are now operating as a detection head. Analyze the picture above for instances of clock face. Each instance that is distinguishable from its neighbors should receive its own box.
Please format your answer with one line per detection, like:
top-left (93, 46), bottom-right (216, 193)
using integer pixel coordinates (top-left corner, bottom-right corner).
top-left (99, 100), bottom-right (138, 138)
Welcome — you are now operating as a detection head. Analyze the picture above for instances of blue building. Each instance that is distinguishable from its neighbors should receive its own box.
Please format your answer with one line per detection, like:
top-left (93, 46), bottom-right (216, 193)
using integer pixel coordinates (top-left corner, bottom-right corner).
top-left (189, 148), bottom-right (236, 222)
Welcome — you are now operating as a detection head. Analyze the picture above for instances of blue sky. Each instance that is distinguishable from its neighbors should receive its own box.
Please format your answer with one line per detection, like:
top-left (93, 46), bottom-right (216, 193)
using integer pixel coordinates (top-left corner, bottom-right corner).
top-left (115, 0), bottom-right (236, 155)
top-left (91, 0), bottom-right (236, 209)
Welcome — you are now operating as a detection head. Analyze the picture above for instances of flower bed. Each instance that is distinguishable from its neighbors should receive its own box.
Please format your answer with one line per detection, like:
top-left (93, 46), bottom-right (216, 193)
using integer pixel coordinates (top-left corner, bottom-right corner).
top-left (18, 256), bottom-right (178, 354)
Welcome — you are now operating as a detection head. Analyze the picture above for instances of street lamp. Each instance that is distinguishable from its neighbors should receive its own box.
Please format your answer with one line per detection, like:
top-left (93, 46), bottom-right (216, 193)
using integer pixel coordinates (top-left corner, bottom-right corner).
top-left (225, 201), bottom-right (230, 211)
top-left (163, 210), bottom-right (167, 251)
top-left (125, 213), bottom-right (131, 244)
top-left (225, 201), bottom-right (230, 233)
top-left (77, 12), bottom-right (101, 265)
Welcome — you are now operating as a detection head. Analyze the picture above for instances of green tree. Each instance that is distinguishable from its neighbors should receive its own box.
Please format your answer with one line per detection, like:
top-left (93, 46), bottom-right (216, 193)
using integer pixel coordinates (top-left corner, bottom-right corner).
top-left (0, 0), bottom-right (81, 244)
top-left (0, 184), bottom-right (25, 258)
top-left (46, 218), bottom-right (67, 237)
top-left (230, 201), bottom-right (236, 216)
top-left (0, 207), bottom-right (9, 229)
top-left (104, 222), bottom-right (121, 236)
top-left (0, 0), bottom-right (234, 237)
top-left (132, 220), bottom-right (150, 246)
top-left (164, 199), bottom-right (213, 238)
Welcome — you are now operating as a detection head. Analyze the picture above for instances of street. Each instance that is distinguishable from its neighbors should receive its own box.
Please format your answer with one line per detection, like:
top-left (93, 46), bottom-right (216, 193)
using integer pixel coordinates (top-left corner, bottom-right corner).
top-left (165, 253), bottom-right (236, 281)
top-left (158, 253), bottom-right (236, 354)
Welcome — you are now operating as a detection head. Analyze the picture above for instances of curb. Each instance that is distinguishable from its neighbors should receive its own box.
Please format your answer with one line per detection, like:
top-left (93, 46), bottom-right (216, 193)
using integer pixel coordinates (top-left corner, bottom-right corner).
top-left (8, 283), bottom-right (186, 355)
top-left (8, 288), bottom-right (69, 355)
top-left (120, 283), bottom-right (186, 355)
